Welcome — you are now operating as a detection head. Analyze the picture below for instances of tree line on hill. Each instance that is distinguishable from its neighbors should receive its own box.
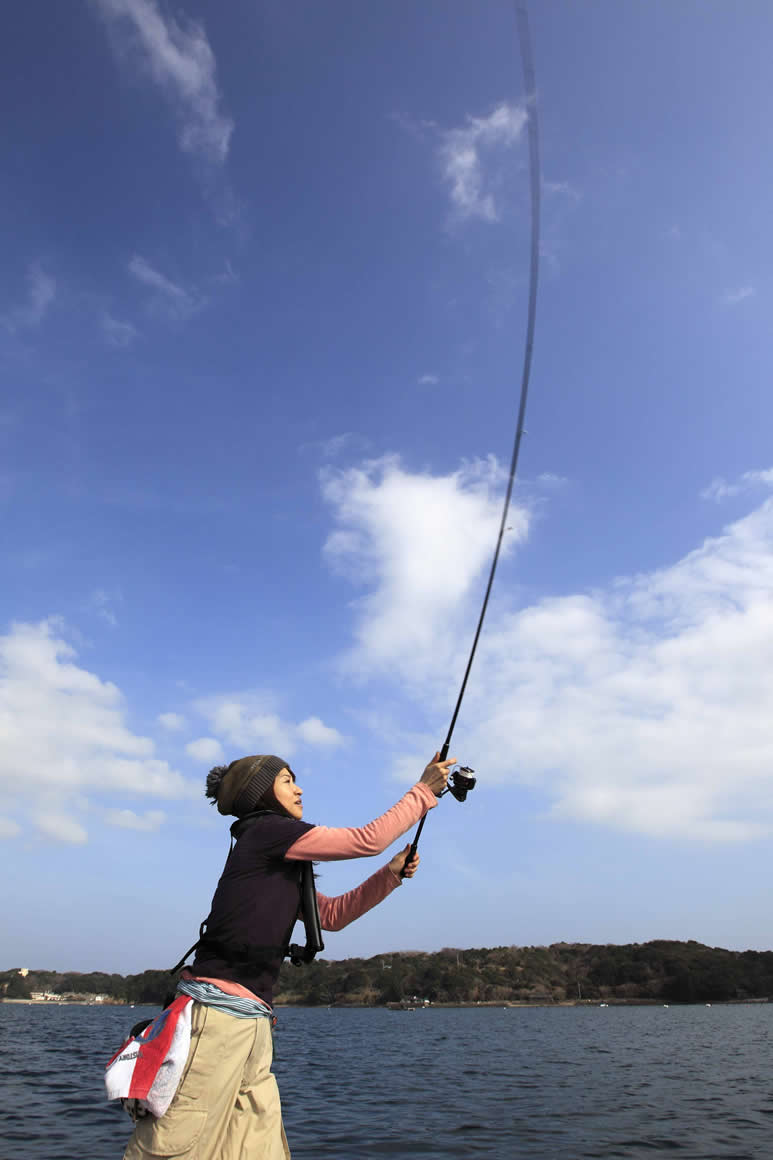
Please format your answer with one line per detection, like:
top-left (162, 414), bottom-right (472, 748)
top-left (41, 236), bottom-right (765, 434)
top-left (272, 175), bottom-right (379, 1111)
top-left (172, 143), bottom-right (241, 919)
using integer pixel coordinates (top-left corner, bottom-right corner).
top-left (3, 940), bottom-right (773, 1007)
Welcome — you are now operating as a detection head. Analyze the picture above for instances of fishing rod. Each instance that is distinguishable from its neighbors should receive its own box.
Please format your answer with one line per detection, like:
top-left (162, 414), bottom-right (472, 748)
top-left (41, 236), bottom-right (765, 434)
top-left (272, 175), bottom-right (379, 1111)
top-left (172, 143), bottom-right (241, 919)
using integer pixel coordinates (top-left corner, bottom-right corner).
top-left (403, 6), bottom-right (541, 872)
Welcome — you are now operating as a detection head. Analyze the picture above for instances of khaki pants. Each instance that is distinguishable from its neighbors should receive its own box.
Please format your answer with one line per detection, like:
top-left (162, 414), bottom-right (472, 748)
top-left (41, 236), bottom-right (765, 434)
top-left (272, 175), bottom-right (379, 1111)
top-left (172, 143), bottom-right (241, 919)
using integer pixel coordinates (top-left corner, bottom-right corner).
top-left (123, 1003), bottom-right (291, 1159)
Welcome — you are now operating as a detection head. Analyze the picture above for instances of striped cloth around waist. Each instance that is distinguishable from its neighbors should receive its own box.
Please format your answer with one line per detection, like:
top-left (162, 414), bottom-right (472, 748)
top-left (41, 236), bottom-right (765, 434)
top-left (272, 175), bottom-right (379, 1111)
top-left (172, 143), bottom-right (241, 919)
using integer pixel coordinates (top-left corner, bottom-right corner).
top-left (176, 978), bottom-right (274, 1019)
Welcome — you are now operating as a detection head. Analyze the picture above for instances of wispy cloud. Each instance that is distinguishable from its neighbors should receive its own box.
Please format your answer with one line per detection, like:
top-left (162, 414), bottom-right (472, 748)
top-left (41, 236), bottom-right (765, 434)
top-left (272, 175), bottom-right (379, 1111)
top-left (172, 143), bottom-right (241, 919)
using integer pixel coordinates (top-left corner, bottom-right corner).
top-left (129, 254), bottom-right (189, 301)
top-left (128, 254), bottom-right (201, 318)
top-left (721, 285), bottom-right (755, 307)
top-left (389, 111), bottom-right (438, 140)
top-left (2, 264), bottom-right (56, 332)
top-left (299, 433), bottom-right (370, 460)
top-left (438, 103), bottom-right (527, 223)
top-left (418, 373), bottom-right (439, 386)
top-left (701, 467), bottom-right (773, 502)
top-left (319, 433), bottom-right (361, 460)
top-left (35, 812), bottom-right (88, 845)
top-left (543, 179), bottom-right (580, 201)
top-left (322, 458), bottom-right (773, 843)
top-left (89, 588), bottom-right (120, 627)
top-left (102, 312), bottom-right (139, 347)
top-left (95, 0), bottom-right (233, 165)
top-left (214, 260), bottom-right (238, 285)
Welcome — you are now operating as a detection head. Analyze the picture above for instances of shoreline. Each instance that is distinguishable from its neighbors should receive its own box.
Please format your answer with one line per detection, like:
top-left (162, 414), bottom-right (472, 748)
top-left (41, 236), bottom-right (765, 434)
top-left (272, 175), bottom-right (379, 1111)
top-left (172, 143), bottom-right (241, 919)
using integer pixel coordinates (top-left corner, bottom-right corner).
top-left (288, 996), bottom-right (773, 1009)
top-left (0, 998), bottom-right (129, 1006)
top-left (4, 996), bottom-right (770, 1010)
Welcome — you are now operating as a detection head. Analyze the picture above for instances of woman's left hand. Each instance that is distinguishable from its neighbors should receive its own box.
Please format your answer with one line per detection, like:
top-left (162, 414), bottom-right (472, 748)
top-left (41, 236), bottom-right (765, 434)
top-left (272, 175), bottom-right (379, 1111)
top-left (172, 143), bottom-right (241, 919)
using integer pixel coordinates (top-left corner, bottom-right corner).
top-left (389, 844), bottom-right (420, 879)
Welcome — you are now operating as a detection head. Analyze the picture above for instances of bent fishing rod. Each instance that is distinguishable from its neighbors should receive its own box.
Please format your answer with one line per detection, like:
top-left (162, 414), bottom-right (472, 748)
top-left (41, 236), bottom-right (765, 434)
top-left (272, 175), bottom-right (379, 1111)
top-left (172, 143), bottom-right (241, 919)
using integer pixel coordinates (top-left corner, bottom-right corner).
top-left (404, 6), bottom-right (541, 872)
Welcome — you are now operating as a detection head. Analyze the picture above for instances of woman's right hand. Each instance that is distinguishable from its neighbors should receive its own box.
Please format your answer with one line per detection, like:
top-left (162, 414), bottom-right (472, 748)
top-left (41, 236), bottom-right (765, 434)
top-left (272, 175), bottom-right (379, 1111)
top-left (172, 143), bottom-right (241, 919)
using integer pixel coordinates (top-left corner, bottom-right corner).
top-left (419, 752), bottom-right (456, 796)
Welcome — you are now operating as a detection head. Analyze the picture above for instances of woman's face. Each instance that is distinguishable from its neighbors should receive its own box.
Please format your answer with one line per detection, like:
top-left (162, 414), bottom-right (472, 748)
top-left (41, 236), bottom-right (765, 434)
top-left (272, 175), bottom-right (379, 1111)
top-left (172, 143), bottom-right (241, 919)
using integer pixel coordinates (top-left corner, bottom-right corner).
top-left (272, 767), bottom-right (303, 819)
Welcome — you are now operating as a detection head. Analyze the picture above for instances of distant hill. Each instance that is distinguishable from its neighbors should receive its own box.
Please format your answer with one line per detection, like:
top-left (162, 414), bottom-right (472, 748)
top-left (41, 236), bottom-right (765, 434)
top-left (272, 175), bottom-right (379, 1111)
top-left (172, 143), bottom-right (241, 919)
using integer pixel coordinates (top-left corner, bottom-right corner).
top-left (273, 940), bottom-right (773, 1006)
top-left (4, 941), bottom-right (772, 1008)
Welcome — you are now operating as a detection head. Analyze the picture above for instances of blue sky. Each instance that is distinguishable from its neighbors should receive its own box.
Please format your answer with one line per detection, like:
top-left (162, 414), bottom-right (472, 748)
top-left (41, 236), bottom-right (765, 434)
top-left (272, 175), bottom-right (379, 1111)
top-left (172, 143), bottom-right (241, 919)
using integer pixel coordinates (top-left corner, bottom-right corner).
top-left (3, 0), bottom-right (773, 973)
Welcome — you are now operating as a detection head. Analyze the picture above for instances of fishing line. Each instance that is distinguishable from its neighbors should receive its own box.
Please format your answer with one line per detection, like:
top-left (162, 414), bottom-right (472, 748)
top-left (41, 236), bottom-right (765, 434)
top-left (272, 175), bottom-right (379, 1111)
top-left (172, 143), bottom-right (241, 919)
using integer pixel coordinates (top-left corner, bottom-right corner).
top-left (406, 6), bottom-right (541, 866)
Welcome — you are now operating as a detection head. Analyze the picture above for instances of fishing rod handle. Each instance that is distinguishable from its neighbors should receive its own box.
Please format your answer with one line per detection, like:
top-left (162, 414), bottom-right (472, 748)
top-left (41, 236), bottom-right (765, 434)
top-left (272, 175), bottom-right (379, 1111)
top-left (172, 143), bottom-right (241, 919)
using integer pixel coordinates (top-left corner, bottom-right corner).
top-left (400, 814), bottom-right (427, 878)
top-left (400, 746), bottom-right (450, 876)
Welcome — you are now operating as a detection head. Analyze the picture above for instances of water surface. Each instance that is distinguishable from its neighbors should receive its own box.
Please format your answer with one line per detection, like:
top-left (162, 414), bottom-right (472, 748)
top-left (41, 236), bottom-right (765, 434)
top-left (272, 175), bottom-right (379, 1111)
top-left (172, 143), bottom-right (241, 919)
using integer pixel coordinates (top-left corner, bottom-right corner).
top-left (1, 1002), bottom-right (771, 1158)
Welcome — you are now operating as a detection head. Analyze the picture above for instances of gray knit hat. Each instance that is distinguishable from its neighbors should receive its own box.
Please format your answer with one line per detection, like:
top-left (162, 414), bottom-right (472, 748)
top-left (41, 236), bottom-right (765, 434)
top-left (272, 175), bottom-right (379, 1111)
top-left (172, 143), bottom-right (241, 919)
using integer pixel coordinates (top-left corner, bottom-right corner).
top-left (205, 754), bottom-right (291, 818)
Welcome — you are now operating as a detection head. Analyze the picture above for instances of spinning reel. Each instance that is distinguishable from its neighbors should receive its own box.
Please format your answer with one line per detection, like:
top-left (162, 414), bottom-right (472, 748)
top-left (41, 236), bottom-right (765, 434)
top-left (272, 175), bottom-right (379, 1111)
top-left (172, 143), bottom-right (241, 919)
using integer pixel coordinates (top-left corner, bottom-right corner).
top-left (402, 764), bottom-right (476, 876)
top-left (441, 765), bottom-right (477, 803)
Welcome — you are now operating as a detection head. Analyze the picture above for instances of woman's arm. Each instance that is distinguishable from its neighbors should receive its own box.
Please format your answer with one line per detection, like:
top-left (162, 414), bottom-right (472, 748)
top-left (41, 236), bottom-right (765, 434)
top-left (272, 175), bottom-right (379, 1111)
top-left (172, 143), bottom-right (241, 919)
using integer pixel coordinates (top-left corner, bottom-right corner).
top-left (285, 782), bottom-right (436, 861)
top-left (316, 846), bottom-right (419, 931)
top-left (284, 754), bottom-right (455, 863)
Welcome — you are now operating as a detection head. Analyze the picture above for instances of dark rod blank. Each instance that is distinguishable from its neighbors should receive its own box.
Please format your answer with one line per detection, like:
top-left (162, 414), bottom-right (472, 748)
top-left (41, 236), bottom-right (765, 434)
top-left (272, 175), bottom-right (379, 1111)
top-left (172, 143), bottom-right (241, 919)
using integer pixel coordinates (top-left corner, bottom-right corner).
top-left (406, 7), bottom-right (541, 868)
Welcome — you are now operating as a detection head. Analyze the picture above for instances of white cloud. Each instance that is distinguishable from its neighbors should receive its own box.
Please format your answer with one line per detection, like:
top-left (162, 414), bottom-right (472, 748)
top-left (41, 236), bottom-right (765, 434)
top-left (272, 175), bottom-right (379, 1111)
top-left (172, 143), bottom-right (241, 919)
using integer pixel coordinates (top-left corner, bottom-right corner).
top-left (322, 459), bottom-right (773, 843)
top-left (701, 468), bottom-right (773, 503)
top-left (721, 286), bottom-right (755, 307)
top-left (95, 0), bottom-right (233, 164)
top-left (185, 736), bottom-right (225, 764)
top-left (158, 711), bottom-right (187, 732)
top-left (536, 472), bottom-right (568, 487)
top-left (195, 694), bottom-right (294, 755)
top-left (105, 807), bottom-right (165, 832)
top-left (193, 692), bottom-right (346, 757)
top-left (321, 455), bottom-right (529, 678)
top-left (438, 103), bottom-right (527, 222)
top-left (418, 374), bottom-right (439, 386)
top-left (102, 312), bottom-right (139, 347)
top-left (0, 817), bottom-right (21, 839)
top-left (297, 717), bottom-right (345, 748)
top-left (2, 264), bottom-right (56, 332)
top-left (0, 619), bottom-right (189, 842)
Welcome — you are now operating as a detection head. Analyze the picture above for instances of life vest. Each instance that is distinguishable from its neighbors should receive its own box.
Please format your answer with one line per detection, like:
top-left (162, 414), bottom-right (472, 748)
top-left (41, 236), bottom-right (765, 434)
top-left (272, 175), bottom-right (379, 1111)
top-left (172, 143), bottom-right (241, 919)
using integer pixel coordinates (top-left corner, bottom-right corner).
top-left (170, 811), bottom-right (324, 975)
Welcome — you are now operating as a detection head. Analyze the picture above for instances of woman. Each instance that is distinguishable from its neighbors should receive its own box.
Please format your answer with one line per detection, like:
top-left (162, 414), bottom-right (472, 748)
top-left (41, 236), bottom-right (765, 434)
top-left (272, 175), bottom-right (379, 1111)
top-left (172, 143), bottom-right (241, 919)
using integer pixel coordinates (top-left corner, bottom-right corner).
top-left (123, 750), bottom-right (454, 1159)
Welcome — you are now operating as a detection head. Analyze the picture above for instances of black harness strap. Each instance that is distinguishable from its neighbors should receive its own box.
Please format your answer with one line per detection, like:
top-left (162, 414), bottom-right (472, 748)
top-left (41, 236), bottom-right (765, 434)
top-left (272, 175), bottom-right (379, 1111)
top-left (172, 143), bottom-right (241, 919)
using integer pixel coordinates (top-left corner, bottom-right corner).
top-left (288, 854), bottom-right (324, 965)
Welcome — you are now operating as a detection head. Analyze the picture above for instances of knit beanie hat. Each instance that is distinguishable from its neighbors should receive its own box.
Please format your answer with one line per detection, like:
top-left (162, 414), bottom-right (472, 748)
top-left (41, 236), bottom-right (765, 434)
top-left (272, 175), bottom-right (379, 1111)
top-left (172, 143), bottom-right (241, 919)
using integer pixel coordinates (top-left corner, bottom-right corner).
top-left (205, 754), bottom-right (291, 818)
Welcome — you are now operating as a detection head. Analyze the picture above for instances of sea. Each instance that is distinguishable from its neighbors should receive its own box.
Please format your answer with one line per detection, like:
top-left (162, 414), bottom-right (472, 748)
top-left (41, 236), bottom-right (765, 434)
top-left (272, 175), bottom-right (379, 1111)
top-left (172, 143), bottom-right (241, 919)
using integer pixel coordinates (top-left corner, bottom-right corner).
top-left (1, 1001), bottom-right (772, 1159)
